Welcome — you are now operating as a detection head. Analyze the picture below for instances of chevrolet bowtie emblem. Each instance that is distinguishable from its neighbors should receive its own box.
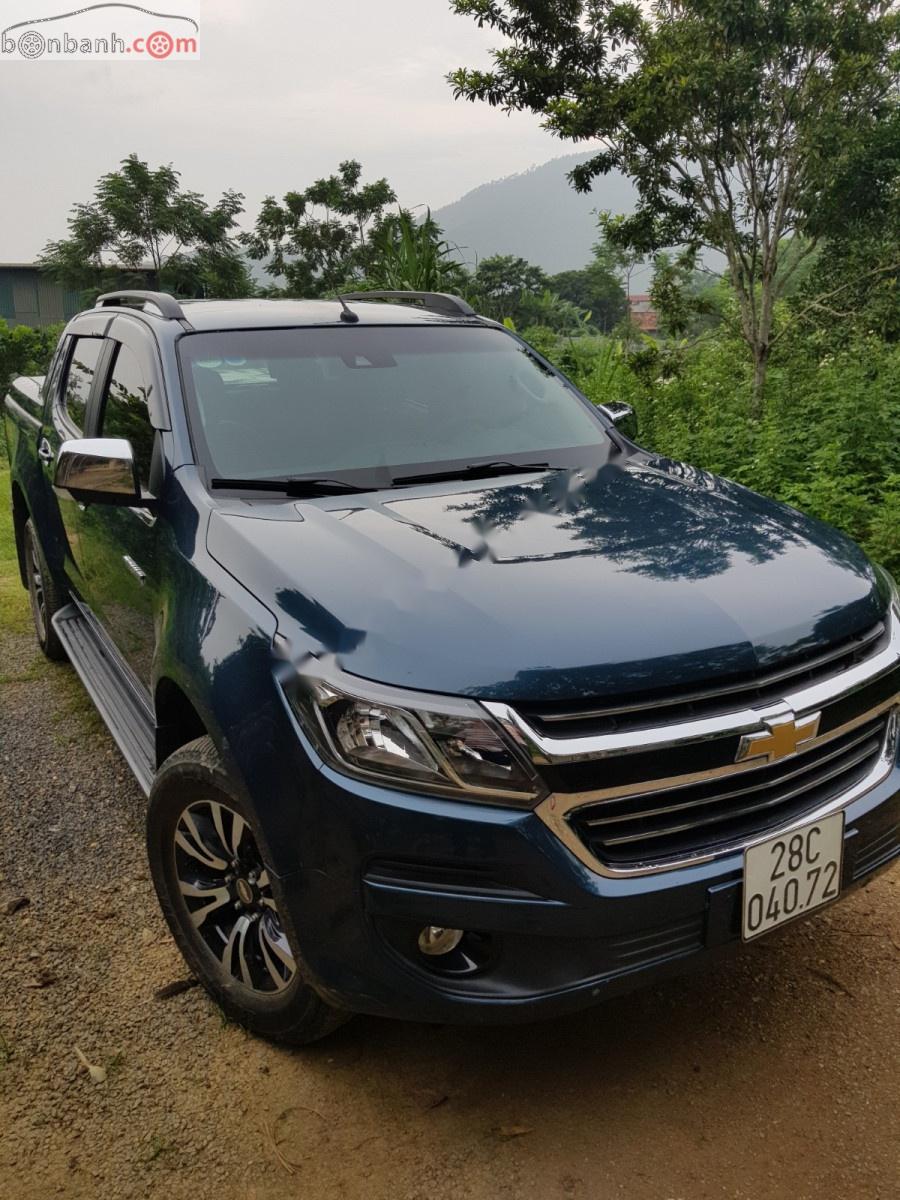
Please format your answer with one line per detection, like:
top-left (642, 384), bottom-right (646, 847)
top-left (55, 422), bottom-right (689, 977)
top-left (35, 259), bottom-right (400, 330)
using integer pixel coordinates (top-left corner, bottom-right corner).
top-left (736, 711), bottom-right (821, 765)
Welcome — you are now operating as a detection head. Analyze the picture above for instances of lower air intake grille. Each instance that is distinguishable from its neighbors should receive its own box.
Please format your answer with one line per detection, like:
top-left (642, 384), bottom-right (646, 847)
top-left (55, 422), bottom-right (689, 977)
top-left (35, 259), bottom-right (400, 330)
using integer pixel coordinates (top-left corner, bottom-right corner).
top-left (852, 821), bottom-right (900, 881)
top-left (569, 716), bottom-right (889, 868)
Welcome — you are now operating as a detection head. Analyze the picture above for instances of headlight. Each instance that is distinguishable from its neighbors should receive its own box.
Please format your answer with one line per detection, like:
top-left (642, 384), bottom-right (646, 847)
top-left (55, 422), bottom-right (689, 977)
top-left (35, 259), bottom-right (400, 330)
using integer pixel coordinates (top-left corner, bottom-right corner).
top-left (285, 671), bottom-right (544, 806)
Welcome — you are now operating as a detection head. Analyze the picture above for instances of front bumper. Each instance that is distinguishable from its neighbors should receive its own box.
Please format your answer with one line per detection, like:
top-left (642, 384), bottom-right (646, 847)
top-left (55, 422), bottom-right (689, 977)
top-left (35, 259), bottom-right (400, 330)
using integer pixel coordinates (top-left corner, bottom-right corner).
top-left (271, 750), bottom-right (900, 1024)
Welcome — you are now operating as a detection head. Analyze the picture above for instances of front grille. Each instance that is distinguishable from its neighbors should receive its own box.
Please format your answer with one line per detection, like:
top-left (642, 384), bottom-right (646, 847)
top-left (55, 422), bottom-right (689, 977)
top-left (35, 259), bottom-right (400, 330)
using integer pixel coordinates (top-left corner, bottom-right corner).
top-left (517, 619), bottom-right (888, 738)
top-left (568, 715), bottom-right (889, 867)
top-left (513, 612), bottom-right (900, 874)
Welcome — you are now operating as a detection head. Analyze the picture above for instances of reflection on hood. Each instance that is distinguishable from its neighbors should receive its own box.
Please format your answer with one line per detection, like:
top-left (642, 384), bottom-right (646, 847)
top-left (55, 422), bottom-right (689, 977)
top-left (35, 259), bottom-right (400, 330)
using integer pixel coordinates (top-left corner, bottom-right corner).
top-left (207, 455), bottom-right (883, 702)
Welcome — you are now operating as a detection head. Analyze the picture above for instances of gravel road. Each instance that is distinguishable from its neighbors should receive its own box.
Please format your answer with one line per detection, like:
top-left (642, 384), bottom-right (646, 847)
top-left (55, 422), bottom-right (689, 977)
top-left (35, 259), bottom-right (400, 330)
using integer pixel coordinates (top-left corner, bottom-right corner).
top-left (1, 627), bottom-right (899, 1200)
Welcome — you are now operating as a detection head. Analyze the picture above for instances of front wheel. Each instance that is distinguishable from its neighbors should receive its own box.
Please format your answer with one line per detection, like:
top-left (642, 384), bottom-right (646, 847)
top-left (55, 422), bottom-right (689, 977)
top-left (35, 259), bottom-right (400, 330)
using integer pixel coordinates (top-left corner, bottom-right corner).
top-left (147, 736), bottom-right (349, 1044)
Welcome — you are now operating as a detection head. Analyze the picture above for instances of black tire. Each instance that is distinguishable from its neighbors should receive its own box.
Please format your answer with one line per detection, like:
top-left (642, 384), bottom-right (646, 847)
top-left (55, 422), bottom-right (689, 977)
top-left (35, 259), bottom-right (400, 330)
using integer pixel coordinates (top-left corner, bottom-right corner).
top-left (23, 518), bottom-right (68, 661)
top-left (147, 735), bottom-right (349, 1044)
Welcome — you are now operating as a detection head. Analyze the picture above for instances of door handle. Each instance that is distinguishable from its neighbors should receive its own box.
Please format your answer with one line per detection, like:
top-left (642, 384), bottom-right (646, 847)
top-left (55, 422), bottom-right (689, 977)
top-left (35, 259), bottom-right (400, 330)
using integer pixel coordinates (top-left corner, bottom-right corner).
top-left (38, 438), bottom-right (54, 464)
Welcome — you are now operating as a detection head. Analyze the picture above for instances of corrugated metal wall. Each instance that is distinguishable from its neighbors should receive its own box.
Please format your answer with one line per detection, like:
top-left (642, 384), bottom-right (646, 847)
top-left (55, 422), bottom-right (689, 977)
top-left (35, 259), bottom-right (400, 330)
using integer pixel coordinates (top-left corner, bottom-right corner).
top-left (0, 267), bottom-right (80, 328)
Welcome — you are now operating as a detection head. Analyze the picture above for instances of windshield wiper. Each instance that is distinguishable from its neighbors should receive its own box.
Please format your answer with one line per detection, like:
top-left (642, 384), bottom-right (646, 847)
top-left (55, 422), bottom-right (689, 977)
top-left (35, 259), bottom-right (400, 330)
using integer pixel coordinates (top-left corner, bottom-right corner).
top-left (210, 476), bottom-right (377, 496)
top-left (392, 461), bottom-right (556, 487)
top-left (211, 461), bottom-right (558, 495)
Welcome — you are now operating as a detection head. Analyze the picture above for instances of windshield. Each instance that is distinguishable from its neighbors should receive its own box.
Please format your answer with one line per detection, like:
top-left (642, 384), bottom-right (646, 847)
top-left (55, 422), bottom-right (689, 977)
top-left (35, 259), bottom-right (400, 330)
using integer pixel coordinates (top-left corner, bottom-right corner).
top-left (178, 325), bottom-right (609, 485)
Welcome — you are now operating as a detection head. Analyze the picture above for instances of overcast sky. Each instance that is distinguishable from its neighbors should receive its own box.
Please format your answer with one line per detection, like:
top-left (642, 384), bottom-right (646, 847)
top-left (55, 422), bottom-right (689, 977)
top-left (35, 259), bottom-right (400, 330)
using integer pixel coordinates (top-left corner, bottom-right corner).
top-left (0, 0), bottom-right (566, 261)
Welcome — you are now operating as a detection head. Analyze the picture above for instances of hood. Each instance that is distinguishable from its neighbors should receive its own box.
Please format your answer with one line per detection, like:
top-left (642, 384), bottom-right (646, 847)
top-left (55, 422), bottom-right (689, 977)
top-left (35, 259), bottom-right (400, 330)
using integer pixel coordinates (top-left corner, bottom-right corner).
top-left (206, 458), bottom-right (886, 702)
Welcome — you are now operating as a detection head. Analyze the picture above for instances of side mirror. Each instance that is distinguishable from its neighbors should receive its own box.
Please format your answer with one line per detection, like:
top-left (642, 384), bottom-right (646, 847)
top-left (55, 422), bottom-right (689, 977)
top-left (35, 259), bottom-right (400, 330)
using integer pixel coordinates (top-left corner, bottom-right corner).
top-left (54, 438), bottom-right (143, 506)
top-left (600, 401), bottom-right (638, 442)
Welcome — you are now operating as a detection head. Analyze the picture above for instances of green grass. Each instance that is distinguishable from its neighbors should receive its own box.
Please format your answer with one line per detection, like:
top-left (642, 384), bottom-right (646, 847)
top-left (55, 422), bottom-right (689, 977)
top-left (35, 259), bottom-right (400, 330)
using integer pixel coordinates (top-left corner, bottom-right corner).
top-left (0, 458), bottom-right (96, 727)
top-left (51, 670), bottom-right (105, 739)
top-left (0, 465), bottom-right (29, 634)
top-left (0, 453), bottom-right (95, 724)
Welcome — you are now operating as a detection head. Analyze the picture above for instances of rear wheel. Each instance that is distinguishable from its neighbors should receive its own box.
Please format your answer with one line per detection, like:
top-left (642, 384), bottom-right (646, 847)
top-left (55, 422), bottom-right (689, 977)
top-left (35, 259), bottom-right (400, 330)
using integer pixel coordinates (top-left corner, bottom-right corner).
top-left (147, 736), bottom-right (349, 1044)
top-left (23, 518), bottom-right (67, 661)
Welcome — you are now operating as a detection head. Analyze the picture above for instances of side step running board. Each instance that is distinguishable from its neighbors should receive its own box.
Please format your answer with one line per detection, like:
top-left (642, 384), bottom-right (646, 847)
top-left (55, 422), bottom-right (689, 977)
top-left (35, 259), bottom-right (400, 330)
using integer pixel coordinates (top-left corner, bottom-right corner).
top-left (52, 603), bottom-right (156, 796)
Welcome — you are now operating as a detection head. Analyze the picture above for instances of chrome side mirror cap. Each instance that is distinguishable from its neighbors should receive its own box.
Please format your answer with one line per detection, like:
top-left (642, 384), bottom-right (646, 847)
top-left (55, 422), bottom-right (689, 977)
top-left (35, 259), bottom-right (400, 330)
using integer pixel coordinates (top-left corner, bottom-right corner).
top-left (54, 438), bottom-right (142, 506)
top-left (600, 401), bottom-right (638, 442)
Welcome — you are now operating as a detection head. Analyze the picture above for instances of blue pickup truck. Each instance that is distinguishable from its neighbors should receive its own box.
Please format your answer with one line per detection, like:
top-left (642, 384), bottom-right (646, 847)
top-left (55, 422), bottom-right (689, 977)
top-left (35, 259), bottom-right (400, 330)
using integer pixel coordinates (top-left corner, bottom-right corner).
top-left (5, 288), bottom-right (900, 1043)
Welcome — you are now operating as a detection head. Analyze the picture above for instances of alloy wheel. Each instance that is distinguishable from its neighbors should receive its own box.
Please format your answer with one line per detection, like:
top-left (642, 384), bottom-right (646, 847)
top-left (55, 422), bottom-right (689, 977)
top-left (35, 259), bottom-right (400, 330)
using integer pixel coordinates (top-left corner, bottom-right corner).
top-left (173, 799), bottom-right (297, 993)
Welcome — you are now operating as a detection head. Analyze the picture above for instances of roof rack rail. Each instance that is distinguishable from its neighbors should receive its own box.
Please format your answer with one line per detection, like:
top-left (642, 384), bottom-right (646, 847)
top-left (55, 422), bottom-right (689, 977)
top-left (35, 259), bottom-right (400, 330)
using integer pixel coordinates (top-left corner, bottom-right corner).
top-left (339, 290), bottom-right (477, 318)
top-left (95, 290), bottom-right (189, 322)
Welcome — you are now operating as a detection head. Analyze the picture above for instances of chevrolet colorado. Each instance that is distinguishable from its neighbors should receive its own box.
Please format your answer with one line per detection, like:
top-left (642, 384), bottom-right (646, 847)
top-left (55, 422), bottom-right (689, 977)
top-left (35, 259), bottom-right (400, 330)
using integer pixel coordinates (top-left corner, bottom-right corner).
top-left (4, 288), bottom-right (900, 1043)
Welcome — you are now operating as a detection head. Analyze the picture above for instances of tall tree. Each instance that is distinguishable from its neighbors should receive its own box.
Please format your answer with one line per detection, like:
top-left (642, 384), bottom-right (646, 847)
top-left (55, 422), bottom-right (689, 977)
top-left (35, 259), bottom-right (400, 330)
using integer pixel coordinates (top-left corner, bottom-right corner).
top-left (471, 254), bottom-right (548, 321)
top-left (448, 1), bottom-right (900, 411)
top-left (794, 102), bottom-right (900, 343)
top-left (244, 160), bottom-right (396, 296)
top-left (40, 154), bottom-right (251, 299)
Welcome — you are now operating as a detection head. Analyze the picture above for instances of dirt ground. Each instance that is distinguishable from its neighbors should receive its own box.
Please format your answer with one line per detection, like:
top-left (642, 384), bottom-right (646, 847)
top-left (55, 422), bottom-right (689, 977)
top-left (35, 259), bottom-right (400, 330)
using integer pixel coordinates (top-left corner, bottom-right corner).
top-left (1, 626), bottom-right (899, 1200)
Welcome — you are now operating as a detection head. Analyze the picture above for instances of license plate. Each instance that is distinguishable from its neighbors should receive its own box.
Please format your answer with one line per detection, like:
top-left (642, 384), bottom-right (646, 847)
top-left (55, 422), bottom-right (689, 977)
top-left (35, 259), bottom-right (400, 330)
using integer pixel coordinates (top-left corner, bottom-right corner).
top-left (742, 813), bottom-right (844, 941)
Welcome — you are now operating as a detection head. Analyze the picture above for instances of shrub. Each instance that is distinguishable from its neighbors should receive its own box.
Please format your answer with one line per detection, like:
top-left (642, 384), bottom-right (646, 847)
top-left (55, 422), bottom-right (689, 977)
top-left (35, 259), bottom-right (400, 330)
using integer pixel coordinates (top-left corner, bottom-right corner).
top-left (569, 324), bottom-right (900, 576)
top-left (0, 321), bottom-right (64, 396)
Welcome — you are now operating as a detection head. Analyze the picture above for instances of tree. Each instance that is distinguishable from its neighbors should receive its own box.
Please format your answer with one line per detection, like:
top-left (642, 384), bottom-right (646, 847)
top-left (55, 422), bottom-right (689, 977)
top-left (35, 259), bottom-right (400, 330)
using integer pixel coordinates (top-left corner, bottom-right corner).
top-left (650, 251), bottom-right (724, 338)
top-left (448, 1), bottom-right (900, 411)
top-left (550, 239), bottom-right (629, 331)
top-left (794, 102), bottom-right (900, 343)
top-left (470, 254), bottom-right (548, 322)
top-left (244, 160), bottom-right (396, 296)
top-left (40, 154), bottom-right (251, 299)
top-left (362, 210), bottom-right (468, 292)
top-left (598, 214), bottom-right (646, 299)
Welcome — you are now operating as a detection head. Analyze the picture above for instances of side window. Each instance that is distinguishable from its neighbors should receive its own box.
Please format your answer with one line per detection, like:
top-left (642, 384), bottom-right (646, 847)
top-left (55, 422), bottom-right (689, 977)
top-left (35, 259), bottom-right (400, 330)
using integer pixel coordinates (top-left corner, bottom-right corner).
top-left (100, 344), bottom-right (155, 491)
top-left (62, 337), bottom-right (104, 432)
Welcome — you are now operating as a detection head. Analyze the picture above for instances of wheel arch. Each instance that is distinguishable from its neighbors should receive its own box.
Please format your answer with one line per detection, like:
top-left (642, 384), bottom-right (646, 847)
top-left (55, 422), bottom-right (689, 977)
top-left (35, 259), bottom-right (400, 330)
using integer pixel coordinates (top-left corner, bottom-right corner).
top-left (154, 676), bottom-right (211, 768)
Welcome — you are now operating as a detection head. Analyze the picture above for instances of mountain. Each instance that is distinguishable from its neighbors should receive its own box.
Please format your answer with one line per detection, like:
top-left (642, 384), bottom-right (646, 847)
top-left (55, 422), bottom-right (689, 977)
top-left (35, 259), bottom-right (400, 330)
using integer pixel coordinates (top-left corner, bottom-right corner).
top-left (433, 152), bottom-right (636, 274)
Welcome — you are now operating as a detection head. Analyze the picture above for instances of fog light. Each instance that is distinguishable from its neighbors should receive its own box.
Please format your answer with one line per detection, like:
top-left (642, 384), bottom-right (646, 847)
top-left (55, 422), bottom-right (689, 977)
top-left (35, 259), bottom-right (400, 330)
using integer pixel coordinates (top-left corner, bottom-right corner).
top-left (417, 925), bottom-right (464, 957)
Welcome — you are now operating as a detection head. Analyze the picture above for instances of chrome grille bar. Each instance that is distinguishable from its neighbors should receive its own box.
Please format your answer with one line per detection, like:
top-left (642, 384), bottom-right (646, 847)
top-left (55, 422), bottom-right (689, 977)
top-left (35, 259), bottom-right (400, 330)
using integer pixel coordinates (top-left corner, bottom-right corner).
top-left (581, 722), bottom-right (883, 830)
top-left (598, 735), bottom-right (882, 848)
